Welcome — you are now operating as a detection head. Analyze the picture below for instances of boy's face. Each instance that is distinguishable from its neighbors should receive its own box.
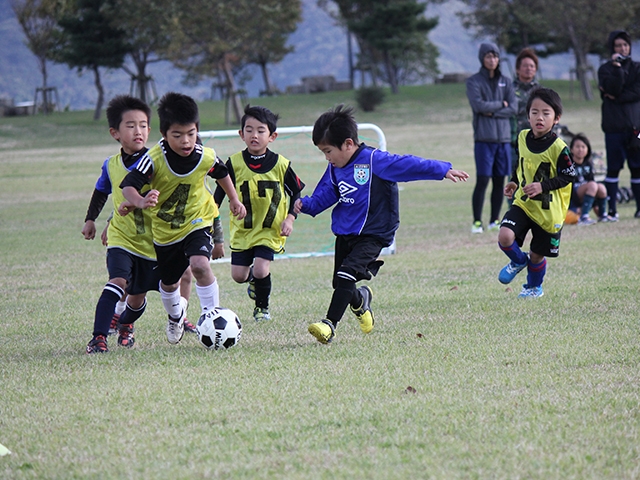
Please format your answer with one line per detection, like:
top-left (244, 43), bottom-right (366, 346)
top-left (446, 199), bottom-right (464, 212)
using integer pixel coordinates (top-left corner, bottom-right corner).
top-left (239, 116), bottom-right (277, 156)
top-left (317, 138), bottom-right (357, 168)
top-left (109, 109), bottom-right (150, 155)
top-left (528, 98), bottom-right (559, 138)
top-left (165, 122), bottom-right (198, 157)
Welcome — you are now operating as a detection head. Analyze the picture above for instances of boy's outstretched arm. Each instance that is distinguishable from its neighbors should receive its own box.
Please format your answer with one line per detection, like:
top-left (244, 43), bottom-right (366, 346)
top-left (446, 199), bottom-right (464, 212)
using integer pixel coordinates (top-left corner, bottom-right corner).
top-left (119, 186), bottom-right (159, 216)
top-left (445, 169), bottom-right (469, 183)
top-left (216, 175), bottom-right (246, 220)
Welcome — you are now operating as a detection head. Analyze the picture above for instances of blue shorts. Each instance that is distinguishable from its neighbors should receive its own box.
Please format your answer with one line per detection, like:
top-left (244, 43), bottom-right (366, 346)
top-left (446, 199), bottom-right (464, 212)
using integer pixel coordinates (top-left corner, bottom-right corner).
top-left (231, 246), bottom-right (275, 266)
top-left (605, 132), bottom-right (640, 171)
top-left (474, 142), bottom-right (512, 177)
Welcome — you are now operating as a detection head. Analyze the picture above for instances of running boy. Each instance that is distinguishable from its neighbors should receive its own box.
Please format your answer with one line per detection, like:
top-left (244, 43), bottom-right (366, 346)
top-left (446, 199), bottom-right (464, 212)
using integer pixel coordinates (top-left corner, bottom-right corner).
top-left (119, 92), bottom-right (245, 344)
top-left (497, 87), bottom-right (576, 297)
top-left (294, 104), bottom-right (469, 344)
top-left (82, 95), bottom-right (157, 353)
top-left (214, 105), bottom-right (304, 322)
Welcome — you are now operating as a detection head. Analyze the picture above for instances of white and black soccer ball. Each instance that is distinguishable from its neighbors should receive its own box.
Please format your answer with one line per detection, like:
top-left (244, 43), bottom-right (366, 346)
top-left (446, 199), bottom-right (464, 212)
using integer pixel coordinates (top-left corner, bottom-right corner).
top-left (196, 308), bottom-right (242, 350)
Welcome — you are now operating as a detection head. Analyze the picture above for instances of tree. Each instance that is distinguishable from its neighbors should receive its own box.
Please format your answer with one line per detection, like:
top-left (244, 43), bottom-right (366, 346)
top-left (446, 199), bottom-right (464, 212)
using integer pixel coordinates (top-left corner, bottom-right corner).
top-left (242, 0), bottom-right (302, 96)
top-left (459, 0), bottom-right (636, 100)
top-left (54, 0), bottom-right (129, 119)
top-left (105, 0), bottom-right (173, 104)
top-left (11, 0), bottom-right (62, 113)
top-left (319, 0), bottom-right (440, 94)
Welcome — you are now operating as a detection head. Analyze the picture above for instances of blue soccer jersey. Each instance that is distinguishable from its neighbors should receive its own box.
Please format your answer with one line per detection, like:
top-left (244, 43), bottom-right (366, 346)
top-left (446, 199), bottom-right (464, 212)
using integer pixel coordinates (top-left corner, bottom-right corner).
top-left (300, 144), bottom-right (452, 245)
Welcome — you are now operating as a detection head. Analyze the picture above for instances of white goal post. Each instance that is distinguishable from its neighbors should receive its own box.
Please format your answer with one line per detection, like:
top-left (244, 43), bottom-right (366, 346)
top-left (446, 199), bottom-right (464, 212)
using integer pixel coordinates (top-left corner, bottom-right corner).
top-left (199, 123), bottom-right (395, 260)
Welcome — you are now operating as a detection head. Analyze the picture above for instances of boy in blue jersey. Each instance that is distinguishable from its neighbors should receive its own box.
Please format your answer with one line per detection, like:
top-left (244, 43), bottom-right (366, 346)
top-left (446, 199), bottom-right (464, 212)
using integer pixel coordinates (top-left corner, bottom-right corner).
top-left (119, 92), bottom-right (245, 345)
top-left (214, 105), bottom-right (304, 322)
top-left (497, 88), bottom-right (575, 298)
top-left (294, 105), bottom-right (469, 344)
top-left (82, 95), bottom-right (158, 353)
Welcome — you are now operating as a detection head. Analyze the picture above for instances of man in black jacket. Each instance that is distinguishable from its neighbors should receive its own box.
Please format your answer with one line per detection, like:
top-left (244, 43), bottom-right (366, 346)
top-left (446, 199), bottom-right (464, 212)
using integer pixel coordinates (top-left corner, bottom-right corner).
top-left (598, 30), bottom-right (640, 219)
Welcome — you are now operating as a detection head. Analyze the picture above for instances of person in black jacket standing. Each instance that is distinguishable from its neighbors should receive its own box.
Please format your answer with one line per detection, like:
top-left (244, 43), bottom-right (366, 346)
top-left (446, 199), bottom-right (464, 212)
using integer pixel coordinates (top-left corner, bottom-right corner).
top-left (598, 30), bottom-right (640, 219)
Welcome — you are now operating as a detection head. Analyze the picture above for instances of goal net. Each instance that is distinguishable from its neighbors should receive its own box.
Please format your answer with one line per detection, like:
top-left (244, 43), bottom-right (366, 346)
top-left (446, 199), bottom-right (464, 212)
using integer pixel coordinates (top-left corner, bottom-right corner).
top-left (199, 123), bottom-right (394, 261)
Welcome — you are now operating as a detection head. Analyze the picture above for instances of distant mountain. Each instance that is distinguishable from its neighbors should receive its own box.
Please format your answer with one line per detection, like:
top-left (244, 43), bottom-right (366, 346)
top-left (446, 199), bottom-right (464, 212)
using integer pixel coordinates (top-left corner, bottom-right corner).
top-left (0, 0), bottom-right (605, 111)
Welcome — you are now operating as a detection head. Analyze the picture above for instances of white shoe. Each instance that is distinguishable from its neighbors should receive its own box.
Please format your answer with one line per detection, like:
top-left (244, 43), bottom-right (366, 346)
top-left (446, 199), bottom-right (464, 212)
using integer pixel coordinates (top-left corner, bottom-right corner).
top-left (166, 297), bottom-right (188, 344)
top-left (471, 221), bottom-right (483, 234)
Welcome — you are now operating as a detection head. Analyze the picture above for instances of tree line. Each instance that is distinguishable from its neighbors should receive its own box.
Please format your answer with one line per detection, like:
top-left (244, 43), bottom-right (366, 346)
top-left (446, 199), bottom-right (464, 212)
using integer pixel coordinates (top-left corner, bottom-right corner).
top-left (10, 0), bottom-right (640, 121)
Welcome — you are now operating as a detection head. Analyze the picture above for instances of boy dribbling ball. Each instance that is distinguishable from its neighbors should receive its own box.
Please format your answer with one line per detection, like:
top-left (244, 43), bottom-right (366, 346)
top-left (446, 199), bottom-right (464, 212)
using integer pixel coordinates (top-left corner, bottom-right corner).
top-left (497, 87), bottom-right (576, 297)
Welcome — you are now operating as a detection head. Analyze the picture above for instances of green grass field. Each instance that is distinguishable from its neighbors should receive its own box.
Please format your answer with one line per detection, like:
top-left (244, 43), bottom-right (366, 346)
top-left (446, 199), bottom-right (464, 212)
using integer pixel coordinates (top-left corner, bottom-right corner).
top-left (1, 83), bottom-right (640, 479)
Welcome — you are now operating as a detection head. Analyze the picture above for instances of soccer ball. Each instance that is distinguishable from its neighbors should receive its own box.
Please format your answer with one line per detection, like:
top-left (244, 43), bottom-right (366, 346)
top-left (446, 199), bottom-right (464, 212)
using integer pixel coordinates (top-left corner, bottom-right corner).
top-left (196, 308), bottom-right (242, 350)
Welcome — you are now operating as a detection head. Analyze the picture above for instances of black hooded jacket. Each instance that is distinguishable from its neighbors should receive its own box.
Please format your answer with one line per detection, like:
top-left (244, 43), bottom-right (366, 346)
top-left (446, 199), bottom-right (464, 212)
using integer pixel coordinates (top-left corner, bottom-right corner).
top-left (597, 30), bottom-right (640, 133)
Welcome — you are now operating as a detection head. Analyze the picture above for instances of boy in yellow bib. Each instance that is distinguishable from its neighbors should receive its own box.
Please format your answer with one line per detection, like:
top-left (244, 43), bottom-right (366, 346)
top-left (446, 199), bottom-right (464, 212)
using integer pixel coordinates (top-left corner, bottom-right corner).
top-left (497, 88), bottom-right (576, 297)
top-left (119, 92), bottom-right (245, 344)
top-left (215, 105), bottom-right (304, 322)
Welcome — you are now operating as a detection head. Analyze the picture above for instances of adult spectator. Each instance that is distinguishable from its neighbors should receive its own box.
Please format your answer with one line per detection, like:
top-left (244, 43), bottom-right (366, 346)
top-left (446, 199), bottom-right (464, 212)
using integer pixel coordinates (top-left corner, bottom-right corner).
top-left (598, 30), bottom-right (640, 219)
top-left (511, 48), bottom-right (540, 150)
top-left (466, 42), bottom-right (517, 233)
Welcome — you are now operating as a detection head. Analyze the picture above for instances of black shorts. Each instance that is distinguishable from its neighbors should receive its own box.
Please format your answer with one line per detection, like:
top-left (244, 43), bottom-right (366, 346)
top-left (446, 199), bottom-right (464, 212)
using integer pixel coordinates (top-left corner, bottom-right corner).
top-left (231, 246), bottom-right (275, 267)
top-left (106, 247), bottom-right (160, 295)
top-left (501, 206), bottom-right (562, 258)
top-left (154, 226), bottom-right (214, 285)
top-left (333, 235), bottom-right (386, 286)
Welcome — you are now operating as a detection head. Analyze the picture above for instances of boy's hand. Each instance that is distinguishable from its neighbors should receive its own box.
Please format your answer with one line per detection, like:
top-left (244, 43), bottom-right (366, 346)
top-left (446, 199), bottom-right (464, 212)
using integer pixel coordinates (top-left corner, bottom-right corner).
top-left (212, 242), bottom-right (225, 260)
top-left (445, 169), bottom-right (469, 183)
top-left (229, 198), bottom-right (246, 220)
top-left (118, 201), bottom-right (136, 216)
top-left (101, 223), bottom-right (109, 246)
top-left (504, 181), bottom-right (517, 199)
top-left (522, 182), bottom-right (542, 197)
top-left (293, 199), bottom-right (303, 214)
top-left (281, 215), bottom-right (294, 237)
top-left (82, 220), bottom-right (96, 240)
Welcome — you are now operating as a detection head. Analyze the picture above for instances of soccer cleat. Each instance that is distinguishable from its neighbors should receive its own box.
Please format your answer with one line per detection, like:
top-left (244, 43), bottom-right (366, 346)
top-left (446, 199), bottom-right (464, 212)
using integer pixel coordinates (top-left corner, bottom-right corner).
top-left (166, 297), bottom-right (188, 344)
top-left (308, 319), bottom-right (335, 344)
top-left (117, 323), bottom-right (135, 348)
top-left (350, 285), bottom-right (374, 334)
top-left (487, 221), bottom-right (500, 231)
top-left (518, 284), bottom-right (544, 298)
top-left (108, 313), bottom-right (120, 336)
top-left (471, 221), bottom-right (483, 234)
top-left (498, 258), bottom-right (528, 284)
top-left (253, 307), bottom-right (271, 322)
top-left (86, 335), bottom-right (108, 354)
top-left (183, 318), bottom-right (197, 334)
top-left (578, 215), bottom-right (596, 226)
top-left (607, 212), bottom-right (619, 222)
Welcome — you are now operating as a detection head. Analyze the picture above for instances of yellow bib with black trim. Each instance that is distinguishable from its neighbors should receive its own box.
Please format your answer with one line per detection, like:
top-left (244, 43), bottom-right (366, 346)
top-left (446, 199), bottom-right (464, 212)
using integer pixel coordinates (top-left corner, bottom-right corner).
top-left (106, 153), bottom-right (156, 260)
top-left (148, 144), bottom-right (220, 245)
top-left (513, 130), bottom-right (572, 233)
top-left (229, 152), bottom-right (290, 253)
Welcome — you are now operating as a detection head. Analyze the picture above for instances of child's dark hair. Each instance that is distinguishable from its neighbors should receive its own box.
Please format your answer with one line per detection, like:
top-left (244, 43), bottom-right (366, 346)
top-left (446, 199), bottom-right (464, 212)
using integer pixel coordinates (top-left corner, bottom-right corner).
top-left (570, 133), bottom-right (592, 161)
top-left (106, 95), bottom-right (151, 130)
top-left (157, 92), bottom-right (199, 134)
top-left (312, 104), bottom-right (359, 147)
top-left (526, 87), bottom-right (563, 118)
top-left (241, 105), bottom-right (279, 134)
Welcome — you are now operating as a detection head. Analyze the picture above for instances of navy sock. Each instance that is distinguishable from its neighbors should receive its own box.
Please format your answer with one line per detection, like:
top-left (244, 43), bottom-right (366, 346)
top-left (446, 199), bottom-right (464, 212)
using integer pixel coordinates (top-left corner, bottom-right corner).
top-left (119, 298), bottom-right (147, 326)
top-left (527, 258), bottom-right (547, 288)
top-left (254, 274), bottom-right (271, 309)
top-left (93, 283), bottom-right (125, 337)
top-left (499, 241), bottom-right (528, 265)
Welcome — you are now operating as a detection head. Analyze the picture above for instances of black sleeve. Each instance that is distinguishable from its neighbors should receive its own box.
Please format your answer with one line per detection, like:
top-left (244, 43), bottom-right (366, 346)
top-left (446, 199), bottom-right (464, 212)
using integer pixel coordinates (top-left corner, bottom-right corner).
top-left (213, 158), bottom-right (233, 206)
top-left (207, 156), bottom-right (230, 180)
top-left (84, 189), bottom-right (109, 222)
top-left (541, 147), bottom-right (576, 192)
top-left (284, 165), bottom-right (305, 217)
top-left (119, 168), bottom-right (150, 191)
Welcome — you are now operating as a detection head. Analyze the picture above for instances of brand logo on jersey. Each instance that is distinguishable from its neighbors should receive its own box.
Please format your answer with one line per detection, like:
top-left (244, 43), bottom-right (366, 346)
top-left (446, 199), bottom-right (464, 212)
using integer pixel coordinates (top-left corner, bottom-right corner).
top-left (338, 181), bottom-right (357, 204)
top-left (353, 164), bottom-right (370, 185)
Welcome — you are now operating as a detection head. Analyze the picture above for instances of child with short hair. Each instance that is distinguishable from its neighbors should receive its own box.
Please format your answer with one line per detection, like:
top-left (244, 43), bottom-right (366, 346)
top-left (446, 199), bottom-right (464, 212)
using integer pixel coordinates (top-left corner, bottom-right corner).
top-left (294, 104), bottom-right (469, 344)
top-left (214, 105), bottom-right (304, 322)
top-left (568, 133), bottom-right (609, 224)
top-left (119, 92), bottom-right (245, 344)
top-left (82, 95), bottom-right (156, 353)
top-left (497, 87), bottom-right (576, 297)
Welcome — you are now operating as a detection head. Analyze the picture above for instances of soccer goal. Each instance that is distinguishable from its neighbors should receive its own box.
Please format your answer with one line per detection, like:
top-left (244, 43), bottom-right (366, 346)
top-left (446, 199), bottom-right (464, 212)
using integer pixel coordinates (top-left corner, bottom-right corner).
top-left (199, 123), bottom-right (395, 260)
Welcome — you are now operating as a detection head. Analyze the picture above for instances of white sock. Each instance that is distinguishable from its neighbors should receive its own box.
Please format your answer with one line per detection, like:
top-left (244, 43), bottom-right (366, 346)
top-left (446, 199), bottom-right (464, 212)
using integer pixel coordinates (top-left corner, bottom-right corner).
top-left (196, 279), bottom-right (219, 313)
top-left (115, 300), bottom-right (127, 315)
top-left (159, 284), bottom-right (182, 320)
